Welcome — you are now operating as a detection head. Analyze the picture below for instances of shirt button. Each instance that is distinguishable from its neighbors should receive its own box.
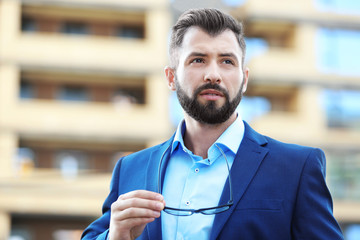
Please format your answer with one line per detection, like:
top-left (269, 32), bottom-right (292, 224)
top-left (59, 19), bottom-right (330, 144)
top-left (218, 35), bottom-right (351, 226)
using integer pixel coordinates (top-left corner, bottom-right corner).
top-left (194, 168), bottom-right (199, 173)
top-left (185, 201), bottom-right (190, 206)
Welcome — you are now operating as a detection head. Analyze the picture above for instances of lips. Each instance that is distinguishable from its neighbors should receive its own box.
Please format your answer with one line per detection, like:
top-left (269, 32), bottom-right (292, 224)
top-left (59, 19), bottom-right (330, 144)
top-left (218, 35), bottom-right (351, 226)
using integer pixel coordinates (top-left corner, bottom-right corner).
top-left (199, 89), bottom-right (224, 101)
top-left (200, 89), bottom-right (224, 97)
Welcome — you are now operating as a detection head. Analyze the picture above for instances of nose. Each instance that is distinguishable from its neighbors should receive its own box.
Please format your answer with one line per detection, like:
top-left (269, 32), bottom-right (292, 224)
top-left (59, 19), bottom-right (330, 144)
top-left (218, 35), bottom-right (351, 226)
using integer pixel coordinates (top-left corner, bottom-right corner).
top-left (204, 62), bottom-right (221, 84)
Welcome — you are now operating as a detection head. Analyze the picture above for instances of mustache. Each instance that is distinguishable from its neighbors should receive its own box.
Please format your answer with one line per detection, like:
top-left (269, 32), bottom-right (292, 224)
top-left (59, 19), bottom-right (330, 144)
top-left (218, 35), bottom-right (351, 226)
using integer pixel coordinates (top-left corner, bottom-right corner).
top-left (193, 83), bottom-right (228, 97)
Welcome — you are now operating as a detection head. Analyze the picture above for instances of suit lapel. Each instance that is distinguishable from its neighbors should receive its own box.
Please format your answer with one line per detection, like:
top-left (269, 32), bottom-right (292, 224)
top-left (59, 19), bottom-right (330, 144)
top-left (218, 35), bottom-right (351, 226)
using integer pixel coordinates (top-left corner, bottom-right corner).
top-left (210, 123), bottom-right (269, 240)
top-left (145, 138), bottom-right (173, 240)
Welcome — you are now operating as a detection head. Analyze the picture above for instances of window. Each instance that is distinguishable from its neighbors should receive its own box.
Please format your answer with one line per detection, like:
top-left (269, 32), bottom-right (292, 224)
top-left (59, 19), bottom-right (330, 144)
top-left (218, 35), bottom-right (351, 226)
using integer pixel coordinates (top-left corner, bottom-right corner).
top-left (20, 79), bottom-right (57, 100)
top-left (54, 150), bottom-right (89, 179)
top-left (15, 148), bottom-right (35, 175)
top-left (317, 28), bottom-right (360, 76)
top-left (56, 85), bottom-right (90, 102)
top-left (20, 71), bottom-right (146, 104)
top-left (245, 84), bottom-right (298, 112)
top-left (116, 25), bottom-right (144, 39)
top-left (19, 138), bottom-right (145, 173)
top-left (21, 4), bottom-right (146, 39)
top-left (316, 0), bottom-right (360, 14)
top-left (61, 21), bottom-right (89, 35)
top-left (9, 228), bottom-right (32, 240)
top-left (326, 149), bottom-right (360, 200)
top-left (238, 96), bottom-right (271, 122)
top-left (21, 17), bottom-right (37, 32)
top-left (244, 37), bottom-right (269, 63)
top-left (321, 89), bottom-right (360, 129)
top-left (20, 81), bottom-right (35, 99)
top-left (113, 88), bottom-right (145, 105)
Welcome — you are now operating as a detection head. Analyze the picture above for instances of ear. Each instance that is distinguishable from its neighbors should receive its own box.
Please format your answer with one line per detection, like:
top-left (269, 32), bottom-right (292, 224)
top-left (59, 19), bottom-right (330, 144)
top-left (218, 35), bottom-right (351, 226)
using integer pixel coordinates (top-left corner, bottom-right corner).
top-left (164, 66), bottom-right (176, 91)
top-left (241, 67), bottom-right (250, 94)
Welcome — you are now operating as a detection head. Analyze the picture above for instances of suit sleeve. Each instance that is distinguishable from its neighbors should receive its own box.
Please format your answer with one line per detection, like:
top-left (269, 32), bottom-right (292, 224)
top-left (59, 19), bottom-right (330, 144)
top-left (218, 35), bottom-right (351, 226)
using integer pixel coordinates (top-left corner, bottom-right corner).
top-left (291, 148), bottom-right (344, 240)
top-left (81, 158), bottom-right (123, 240)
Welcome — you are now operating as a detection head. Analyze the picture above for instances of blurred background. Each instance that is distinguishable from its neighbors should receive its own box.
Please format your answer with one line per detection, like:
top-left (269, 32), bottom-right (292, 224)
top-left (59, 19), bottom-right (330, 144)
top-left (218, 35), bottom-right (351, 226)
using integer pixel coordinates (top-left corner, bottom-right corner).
top-left (0, 0), bottom-right (359, 239)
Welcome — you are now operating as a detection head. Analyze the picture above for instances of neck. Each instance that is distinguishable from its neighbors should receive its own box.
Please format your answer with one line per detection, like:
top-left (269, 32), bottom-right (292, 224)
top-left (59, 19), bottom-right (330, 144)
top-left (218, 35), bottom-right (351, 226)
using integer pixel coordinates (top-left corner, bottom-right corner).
top-left (183, 113), bottom-right (237, 159)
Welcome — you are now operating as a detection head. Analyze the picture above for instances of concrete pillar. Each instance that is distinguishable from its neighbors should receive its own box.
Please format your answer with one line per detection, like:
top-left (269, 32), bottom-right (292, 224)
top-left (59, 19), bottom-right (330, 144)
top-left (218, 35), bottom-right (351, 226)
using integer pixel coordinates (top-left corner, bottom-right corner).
top-left (0, 131), bottom-right (17, 177)
top-left (0, 0), bottom-right (21, 56)
top-left (0, 211), bottom-right (11, 240)
top-left (297, 85), bottom-right (327, 139)
top-left (294, 24), bottom-right (318, 73)
top-left (0, 64), bottom-right (19, 178)
top-left (0, 0), bottom-right (21, 178)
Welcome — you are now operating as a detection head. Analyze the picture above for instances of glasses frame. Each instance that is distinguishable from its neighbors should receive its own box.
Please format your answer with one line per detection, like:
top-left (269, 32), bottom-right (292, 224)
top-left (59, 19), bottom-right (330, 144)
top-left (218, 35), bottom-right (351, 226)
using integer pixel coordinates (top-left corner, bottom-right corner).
top-left (157, 143), bottom-right (233, 216)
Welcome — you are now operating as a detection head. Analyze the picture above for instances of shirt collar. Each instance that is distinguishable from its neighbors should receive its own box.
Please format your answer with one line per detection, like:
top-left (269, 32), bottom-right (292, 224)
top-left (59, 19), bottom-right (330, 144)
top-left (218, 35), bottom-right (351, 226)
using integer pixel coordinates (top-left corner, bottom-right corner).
top-left (171, 114), bottom-right (245, 164)
top-left (171, 119), bottom-right (186, 153)
top-left (212, 114), bottom-right (244, 155)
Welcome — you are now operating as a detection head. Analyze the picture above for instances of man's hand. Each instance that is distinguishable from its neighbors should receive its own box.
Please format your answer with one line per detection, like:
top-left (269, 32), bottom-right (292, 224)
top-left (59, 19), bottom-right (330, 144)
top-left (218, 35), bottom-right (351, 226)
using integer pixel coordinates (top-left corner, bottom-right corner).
top-left (109, 190), bottom-right (165, 240)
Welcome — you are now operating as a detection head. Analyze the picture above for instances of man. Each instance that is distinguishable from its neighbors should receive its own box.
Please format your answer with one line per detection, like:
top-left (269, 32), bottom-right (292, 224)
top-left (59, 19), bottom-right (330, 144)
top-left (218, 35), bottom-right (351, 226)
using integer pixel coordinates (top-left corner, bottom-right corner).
top-left (82, 8), bottom-right (344, 240)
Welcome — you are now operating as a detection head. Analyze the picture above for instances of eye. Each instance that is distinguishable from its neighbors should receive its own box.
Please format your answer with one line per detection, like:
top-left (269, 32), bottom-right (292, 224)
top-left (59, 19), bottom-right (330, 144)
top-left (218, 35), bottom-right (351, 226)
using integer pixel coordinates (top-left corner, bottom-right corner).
top-left (191, 58), bottom-right (204, 64)
top-left (223, 59), bottom-right (234, 65)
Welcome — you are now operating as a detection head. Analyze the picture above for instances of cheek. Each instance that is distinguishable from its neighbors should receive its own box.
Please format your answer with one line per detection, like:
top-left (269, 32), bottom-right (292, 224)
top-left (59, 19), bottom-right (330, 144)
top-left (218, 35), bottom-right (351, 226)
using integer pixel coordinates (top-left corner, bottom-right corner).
top-left (181, 71), bottom-right (200, 92)
top-left (225, 74), bottom-right (243, 95)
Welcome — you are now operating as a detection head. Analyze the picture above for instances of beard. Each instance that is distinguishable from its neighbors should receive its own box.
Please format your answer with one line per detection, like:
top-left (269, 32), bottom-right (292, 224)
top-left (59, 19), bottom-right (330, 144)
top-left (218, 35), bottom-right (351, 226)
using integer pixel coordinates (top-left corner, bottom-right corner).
top-left (175, 77), bottom-right (244, 125)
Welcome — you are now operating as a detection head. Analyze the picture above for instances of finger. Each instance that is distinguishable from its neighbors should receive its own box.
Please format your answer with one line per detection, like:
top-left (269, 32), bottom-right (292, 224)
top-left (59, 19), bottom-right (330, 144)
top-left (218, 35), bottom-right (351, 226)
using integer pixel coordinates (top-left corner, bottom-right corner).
top-left (113, 207), bottom-right (161, 221)
top-left (112, 198), bottom-right (164, 214)
top-left (119, 190), bottom-right (163, 201)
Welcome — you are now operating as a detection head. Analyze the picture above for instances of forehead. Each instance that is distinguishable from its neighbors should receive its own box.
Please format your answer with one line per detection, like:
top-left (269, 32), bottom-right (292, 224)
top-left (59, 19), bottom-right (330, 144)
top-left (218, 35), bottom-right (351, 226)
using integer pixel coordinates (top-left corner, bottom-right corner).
top-left (180, 26), bottom-right (242, 57)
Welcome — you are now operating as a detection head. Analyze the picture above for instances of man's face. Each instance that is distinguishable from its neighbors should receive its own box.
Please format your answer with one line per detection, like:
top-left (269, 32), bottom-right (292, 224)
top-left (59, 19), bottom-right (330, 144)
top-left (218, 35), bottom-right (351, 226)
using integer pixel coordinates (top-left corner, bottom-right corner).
top-left (166, 27), bottom-right (249, 125)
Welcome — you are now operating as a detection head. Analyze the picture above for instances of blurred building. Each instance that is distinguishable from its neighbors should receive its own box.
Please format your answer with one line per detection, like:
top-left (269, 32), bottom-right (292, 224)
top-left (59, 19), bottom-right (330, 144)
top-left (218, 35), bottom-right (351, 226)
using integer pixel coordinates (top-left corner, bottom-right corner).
top-left (1, 0), bottom-right (360, 239)
top-left (0, 0), bottom-right (171, 239)
top-left (228, 0), bottom-right (360, 238)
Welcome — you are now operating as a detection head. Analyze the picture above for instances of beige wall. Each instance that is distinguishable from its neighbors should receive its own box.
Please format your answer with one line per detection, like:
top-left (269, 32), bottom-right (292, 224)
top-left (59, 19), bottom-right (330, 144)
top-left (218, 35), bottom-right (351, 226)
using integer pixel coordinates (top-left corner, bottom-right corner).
top-left (1, 0), bottom-right (359, 237)
top-left (0, 0), bottom-right (172, 238)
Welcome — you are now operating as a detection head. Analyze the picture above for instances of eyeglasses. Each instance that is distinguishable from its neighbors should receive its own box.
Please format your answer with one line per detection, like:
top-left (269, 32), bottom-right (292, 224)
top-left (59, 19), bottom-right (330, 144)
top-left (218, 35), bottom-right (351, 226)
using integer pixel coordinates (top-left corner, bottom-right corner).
top-left (157, 143), bottom-right (233, 216)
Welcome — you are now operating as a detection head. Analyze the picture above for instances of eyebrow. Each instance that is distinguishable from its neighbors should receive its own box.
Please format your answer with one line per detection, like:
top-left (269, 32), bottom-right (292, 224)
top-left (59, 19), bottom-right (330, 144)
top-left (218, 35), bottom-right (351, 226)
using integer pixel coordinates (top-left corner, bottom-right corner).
top-left (186, 52), bottom-right (239, 62)
top-left (186, 52), bottom-right (207, 59)
top-left (219, 53), bottom-right (239, 62)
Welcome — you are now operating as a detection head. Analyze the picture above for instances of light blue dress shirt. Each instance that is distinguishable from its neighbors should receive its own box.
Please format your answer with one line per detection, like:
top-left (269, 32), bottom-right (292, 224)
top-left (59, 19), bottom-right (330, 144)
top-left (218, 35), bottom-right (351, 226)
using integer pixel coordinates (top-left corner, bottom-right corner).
top-left (161, 115), bottom-right (245, 240)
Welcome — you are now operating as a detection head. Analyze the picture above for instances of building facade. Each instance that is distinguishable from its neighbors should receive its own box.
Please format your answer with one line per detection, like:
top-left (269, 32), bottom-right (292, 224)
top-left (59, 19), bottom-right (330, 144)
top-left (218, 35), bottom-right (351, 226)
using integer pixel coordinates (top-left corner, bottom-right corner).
top-left (1, 0), bottom-right (360, 239)
top-left (0, 0), bottom-right (171, 239)
top-left (230, 0), bottom-right (360, 238)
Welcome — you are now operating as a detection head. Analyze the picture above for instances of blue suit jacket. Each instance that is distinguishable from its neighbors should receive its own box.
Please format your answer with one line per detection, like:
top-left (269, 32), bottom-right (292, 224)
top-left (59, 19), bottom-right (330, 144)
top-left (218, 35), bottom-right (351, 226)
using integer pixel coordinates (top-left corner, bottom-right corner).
top-left (82, 122), bottom-right (344, 240)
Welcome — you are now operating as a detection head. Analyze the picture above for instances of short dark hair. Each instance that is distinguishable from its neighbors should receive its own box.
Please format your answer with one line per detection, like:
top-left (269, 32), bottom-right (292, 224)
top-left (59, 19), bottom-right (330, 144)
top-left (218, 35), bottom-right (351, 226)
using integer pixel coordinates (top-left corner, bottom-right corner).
top-left (169, 8), bottom-right (246, 68)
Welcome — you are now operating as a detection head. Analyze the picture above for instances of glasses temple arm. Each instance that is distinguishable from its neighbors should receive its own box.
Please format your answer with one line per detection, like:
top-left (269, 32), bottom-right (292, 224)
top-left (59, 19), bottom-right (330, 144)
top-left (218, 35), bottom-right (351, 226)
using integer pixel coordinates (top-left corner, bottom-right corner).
top-left (214, 144), bottom-right (233, 203)
top-left (157, 145), bottom-right (172, 194)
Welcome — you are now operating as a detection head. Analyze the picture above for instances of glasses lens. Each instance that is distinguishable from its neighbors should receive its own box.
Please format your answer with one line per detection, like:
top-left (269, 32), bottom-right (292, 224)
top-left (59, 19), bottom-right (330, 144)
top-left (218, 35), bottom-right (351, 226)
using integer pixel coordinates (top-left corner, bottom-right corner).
top-left (201, 205), bottom-right (230, 215)
top-left (163, 208), bottom-right (194, 216)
